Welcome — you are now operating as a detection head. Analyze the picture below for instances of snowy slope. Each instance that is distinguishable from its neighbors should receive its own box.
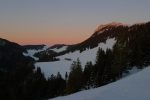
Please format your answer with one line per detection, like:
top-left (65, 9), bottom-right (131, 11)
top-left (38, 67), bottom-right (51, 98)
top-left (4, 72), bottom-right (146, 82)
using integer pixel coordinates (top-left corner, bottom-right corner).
top-left (35, 38), bottom-right (116, 78)
top-left (50, 46), bottom-right (68, 53)
top-left (50, 66), bottom-right (150, 100)
top-left (23, 45), bottom-right (67, 60)
top-left (35, 60), bottom-right (72, 78)
top-left (23, 46), bottom-right (48, 60)
top-left (57, 38), bottom-right (116, 65)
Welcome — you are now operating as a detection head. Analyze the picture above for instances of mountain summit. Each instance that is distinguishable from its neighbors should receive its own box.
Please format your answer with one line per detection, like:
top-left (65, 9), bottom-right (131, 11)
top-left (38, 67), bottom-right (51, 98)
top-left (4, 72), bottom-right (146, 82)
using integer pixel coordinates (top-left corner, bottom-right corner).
top-left (94, 22), bottom-right (124, 33)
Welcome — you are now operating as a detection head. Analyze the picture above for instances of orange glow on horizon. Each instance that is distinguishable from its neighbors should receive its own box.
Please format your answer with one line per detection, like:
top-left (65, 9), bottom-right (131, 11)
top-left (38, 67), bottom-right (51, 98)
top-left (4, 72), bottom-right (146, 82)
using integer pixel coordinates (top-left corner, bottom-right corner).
top-left (0, 32), bottom-right (90, 46)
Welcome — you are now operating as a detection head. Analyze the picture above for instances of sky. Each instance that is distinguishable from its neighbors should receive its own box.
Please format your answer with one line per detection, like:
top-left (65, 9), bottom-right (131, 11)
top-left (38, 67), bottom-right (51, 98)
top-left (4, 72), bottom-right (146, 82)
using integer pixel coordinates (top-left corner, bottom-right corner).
top-left (0, 0), bottom-right (150, 45)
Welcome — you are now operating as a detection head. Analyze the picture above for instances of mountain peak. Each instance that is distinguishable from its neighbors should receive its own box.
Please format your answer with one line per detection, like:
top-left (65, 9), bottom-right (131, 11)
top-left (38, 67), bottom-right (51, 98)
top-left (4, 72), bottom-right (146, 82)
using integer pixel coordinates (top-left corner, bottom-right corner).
top-left (105, 22), bottom-right (123, 26)
top-left (95, 22), bottom-right (124, 32)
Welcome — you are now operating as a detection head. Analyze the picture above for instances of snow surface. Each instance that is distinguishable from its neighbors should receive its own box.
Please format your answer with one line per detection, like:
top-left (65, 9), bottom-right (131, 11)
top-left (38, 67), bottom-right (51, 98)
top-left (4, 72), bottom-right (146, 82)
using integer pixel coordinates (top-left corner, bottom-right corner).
top-left (57, 38), bottom-right (116, 65)
top-left (35, 60), bottom-right (72, 78)
top-left (23, 46), bottom-right (48, 60)
top-left (123, 67), bottom-right (141, 77)
top-left (50, 66), bottom-right (150, 100)
top-left (50, 46), bottom-right (68, 53)
top-left (35, 38), bottom-right (116, 78)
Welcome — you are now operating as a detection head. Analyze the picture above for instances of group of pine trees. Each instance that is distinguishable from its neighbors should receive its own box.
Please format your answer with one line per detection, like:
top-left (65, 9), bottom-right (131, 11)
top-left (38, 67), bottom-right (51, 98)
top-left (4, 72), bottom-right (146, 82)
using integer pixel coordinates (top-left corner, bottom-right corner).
top-left (0, 64), bottom-right (64, 100)
top-left (66, 22), bottom-right (150, 94)
top-left (66, 49), bottom-right (125, 94)
top-left (0, 48), bottom-right (130, 100)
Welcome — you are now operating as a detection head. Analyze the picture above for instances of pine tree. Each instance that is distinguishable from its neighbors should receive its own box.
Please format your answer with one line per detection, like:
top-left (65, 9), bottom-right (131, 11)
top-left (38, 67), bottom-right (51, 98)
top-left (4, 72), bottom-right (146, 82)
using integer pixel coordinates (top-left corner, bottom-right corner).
top-left (65, 72), bottom-right (68, 81)
top-left (111, 39), bottom-right (128, 81)
top-left (67, 58), bottom-right (83, 94)
top-left (47, 73), bottom-right (66, 99)
top-left (94, 48), bottom-right (114, 86)
top-left (83, 61), bottom-right (93, 89)
top-left (56, 72), bottom-right (66, 96)
top-left (95, 48), bottom-right (106, 86)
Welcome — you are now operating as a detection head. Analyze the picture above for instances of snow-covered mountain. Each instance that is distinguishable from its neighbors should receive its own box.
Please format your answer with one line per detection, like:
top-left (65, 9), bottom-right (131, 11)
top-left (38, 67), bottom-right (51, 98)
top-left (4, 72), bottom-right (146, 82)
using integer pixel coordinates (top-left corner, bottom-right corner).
top-left (35, 38), bottom-right (116, 78)
top-left (94, 22), bottom-right (124, 34)
top-left (48, 44), bottom-right (68, 51)
top-left (23, 45), bottom-right (48, 60)
top-left (23, 44), bottom-right (46, 50)
top-left (34, 21), bottom-right (150, 78)
top-left (50, 45), bottom-right (68, 53)
top-left (50, 66), bottom-right (150, 100)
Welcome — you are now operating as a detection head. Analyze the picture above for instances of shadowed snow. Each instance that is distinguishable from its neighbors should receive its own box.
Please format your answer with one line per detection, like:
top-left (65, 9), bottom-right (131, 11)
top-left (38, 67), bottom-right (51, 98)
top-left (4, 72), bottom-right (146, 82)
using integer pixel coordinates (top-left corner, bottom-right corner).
top-left (50, 66), bottom-right (150, 100)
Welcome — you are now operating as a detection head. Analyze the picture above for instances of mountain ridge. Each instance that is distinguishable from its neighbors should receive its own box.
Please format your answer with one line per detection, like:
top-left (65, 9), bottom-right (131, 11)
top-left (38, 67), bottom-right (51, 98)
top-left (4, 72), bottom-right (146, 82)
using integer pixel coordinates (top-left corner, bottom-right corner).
top-left (32, 21), bottom-right (150, 62)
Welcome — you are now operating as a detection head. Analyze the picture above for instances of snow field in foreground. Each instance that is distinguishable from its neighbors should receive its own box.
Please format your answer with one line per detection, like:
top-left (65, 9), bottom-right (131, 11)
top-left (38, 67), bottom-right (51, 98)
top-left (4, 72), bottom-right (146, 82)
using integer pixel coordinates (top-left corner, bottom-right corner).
top-left (50, 66), bottom-right (150, 100)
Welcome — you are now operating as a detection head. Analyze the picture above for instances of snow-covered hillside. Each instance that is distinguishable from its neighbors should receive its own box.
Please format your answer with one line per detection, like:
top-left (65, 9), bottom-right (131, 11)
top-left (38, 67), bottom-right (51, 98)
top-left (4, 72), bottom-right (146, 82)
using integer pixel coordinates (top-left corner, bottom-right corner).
top-left (35, 60), bottom-right (72, 78)
top-left (50, 66), bottom-right (150, 100)
top-left (35, 38), bottom-right (116, 78)
top-left (23, 45), bottom-right (48, 60)
top-left (50, 46), bottom-right (68, 53)
top-left (57, 38), bottom-right (116, 65)
top-left (23, 45), bottom-right (67, 60)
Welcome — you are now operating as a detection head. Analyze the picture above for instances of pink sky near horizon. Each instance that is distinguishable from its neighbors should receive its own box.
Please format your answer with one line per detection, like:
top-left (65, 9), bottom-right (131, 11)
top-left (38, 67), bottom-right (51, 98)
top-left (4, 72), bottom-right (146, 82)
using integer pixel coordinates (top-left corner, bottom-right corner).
top-left (0, 0), bottom-right (150, 45)
top-left (0, 28), bottom-right (94, 45)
